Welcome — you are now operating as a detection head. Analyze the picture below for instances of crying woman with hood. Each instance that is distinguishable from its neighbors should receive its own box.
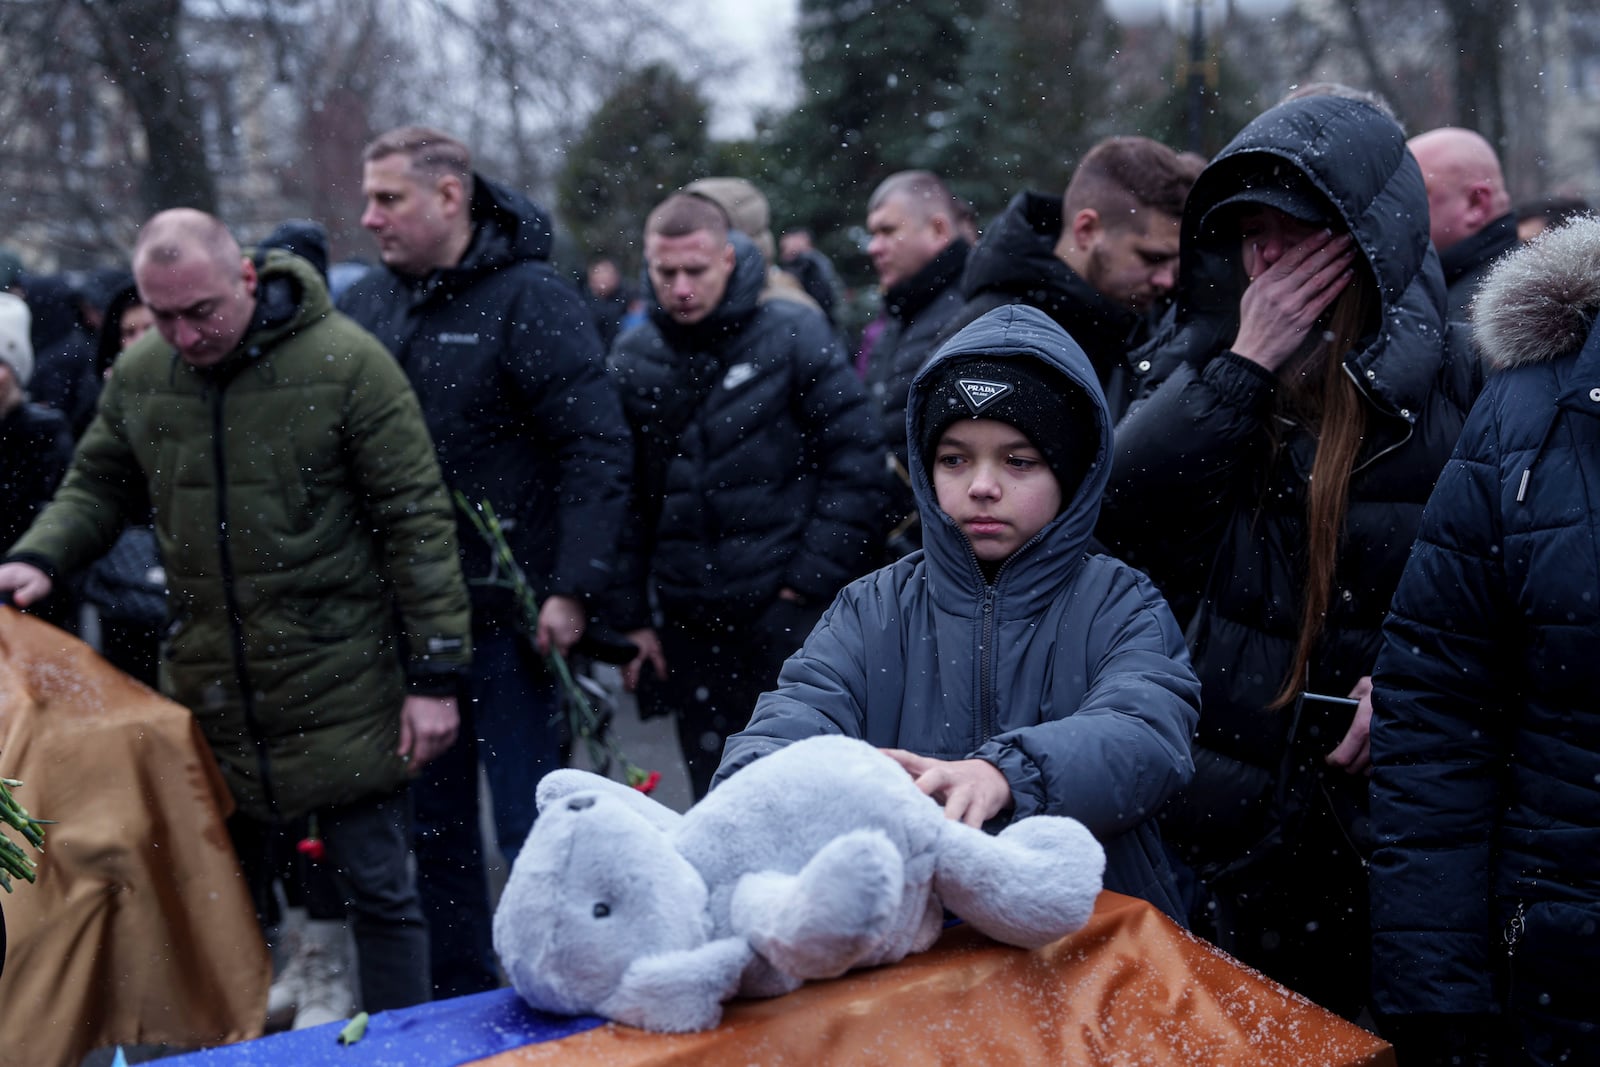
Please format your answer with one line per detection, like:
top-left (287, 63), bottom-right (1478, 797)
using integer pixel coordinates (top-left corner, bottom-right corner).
top-left (1096, 95), bottom-right (1480, 1018)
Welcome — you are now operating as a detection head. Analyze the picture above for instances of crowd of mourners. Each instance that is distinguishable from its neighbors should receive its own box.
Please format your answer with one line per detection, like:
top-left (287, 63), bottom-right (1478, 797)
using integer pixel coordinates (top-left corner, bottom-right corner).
top-left (0, 80), bottom-right (1596, 1067)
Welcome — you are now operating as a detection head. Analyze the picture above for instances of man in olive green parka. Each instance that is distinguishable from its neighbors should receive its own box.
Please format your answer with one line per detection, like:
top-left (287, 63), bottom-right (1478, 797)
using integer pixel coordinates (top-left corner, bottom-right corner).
top-left (0, 209), bottom-right (472, 1013)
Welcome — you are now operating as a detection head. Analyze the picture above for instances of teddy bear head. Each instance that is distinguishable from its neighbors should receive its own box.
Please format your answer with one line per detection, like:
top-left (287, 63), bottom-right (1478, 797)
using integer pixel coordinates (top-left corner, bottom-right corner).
top-left (492, 784), bottom-right (751, 1031)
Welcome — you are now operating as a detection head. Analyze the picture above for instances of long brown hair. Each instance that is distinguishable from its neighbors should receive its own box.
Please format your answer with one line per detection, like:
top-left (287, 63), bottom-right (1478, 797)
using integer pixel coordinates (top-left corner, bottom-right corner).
top-left (1268, 271), bottom-right (1378, 711)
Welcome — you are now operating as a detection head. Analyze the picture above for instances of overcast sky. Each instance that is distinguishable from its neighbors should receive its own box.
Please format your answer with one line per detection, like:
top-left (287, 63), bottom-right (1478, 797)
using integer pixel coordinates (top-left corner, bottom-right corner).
top-left (675, 0), bottom-right (801, 138)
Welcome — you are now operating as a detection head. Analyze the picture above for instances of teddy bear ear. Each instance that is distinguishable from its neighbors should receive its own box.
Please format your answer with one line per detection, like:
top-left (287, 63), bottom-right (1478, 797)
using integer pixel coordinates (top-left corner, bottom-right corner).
top-left (600, 937), bottom-right (753, 1033)
top-left (537, 768), bottom-right (684, 834)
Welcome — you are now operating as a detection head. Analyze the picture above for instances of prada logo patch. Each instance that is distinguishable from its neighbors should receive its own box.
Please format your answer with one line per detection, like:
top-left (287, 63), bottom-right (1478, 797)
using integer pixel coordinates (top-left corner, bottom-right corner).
top-left (956, 378), bottom-right (1012, 413)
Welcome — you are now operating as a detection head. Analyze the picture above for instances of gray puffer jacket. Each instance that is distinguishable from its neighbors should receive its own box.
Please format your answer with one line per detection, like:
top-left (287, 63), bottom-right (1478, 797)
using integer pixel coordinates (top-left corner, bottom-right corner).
top-left (717, 304), bottom-right (1199, 921)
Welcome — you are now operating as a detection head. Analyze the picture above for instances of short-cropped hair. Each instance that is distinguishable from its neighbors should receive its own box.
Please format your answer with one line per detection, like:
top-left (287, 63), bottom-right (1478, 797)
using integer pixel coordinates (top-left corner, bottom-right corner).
top-left (363, 126), bottom-right (474, 192)
top-left (1064, 136), bottom-right (1196, 229)
top-left (646, 193), bottom-right (731, 242)
top-left (868, 170), bottom-right (963, 223)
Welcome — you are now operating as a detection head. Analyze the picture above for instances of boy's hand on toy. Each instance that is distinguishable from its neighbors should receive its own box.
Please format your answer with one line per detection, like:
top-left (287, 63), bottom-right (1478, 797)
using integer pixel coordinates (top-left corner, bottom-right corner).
top-left (879, 749), bottom-right (1013, 828)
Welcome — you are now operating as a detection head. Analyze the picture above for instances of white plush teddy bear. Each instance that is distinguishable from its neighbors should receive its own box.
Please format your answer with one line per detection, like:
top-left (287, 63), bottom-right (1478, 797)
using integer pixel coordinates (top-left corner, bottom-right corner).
top-left (492, 735), bottom-right (1106, 1033)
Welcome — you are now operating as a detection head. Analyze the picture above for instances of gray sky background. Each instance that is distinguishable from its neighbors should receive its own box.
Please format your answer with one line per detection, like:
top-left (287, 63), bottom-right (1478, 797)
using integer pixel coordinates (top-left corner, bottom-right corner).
top-left (676, 0), bottom-right (800, 138)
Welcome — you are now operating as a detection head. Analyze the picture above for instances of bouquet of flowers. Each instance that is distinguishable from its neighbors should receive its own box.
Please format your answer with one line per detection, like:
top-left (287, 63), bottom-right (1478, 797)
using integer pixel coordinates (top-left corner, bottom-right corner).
top-left (0, 776), bottom-right (44, 892)
top-left (457, 495), bottom-right (659, 794)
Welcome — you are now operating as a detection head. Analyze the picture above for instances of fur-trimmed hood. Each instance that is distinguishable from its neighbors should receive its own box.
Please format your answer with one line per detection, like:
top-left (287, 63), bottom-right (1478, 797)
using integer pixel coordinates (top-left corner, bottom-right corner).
top-left (1473, 214), bottom-right (1600, 372)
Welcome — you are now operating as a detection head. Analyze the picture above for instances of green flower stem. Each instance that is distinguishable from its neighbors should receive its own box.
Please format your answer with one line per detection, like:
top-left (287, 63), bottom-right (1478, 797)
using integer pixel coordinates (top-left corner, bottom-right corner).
top-left (455, 494), bottom-right (652, 787)
top-left (0, 776), bottom-right (45, 891)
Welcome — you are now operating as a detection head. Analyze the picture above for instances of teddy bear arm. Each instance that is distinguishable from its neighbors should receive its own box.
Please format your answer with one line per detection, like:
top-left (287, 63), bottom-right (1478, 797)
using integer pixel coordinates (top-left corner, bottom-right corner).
top-left (933, 815), bottom-right (1105, 948)
top-left (599, 935), bottom-right (754, 1033)
top-left (729, 829), bottom-right (907, 980)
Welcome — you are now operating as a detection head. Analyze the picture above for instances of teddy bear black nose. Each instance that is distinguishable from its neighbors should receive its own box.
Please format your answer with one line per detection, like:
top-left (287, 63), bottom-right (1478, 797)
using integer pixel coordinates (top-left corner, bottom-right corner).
top-left (566, 796), bottom-right (595, 812)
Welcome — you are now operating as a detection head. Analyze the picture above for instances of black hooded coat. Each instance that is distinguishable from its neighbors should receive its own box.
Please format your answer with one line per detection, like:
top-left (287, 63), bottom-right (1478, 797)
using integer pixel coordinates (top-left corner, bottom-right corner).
top-left (943, 192), bottom-right (1151, 423)
top-left (1097, 97), bottom-right (1478, 926)
top-left (339, 175), bottom-right (632, 629)
top-left (606, 233), bottom-right (885, 629)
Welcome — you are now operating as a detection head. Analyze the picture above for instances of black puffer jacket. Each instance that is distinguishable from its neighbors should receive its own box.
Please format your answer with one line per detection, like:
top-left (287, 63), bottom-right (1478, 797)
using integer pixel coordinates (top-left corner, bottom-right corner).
top-left (339, 175), bottom-right (632, 629)
top-left (1097, 96), bottom-right (1477, 866)
top-left (943, 192), bottom-right (1149, 422)
top-left (1440, 211), bottom-right (1519, 324)
top-left (0, 402), bottom-right (73, 552)
top-left (866, 238), bottom-right (968, 526)
top-left (607, 233), bottom-right (886, 628)
top-left (867, 239), bottom-right (969, 456)
top-left (1370, 218), bottom-right (1600, 1029)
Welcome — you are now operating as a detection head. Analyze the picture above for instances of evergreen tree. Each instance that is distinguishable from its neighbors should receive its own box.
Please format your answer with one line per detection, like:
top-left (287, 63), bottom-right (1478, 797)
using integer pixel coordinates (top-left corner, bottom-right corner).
top-left (557, 63), bottom-right (716, 270)
top-left (760, 0), bottom-right (983, 275)
top-left (935, 0), bottom-right (1117, 219)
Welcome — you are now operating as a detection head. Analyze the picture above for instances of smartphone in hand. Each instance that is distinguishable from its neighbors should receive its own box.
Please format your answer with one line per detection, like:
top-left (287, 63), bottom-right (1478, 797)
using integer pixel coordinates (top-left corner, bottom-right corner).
top-left (1294, 691), bottom-right (1359, 752)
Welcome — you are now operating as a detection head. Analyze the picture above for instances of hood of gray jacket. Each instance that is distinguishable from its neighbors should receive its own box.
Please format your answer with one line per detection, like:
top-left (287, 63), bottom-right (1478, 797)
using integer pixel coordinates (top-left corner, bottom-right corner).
top-left (908, 304), bottom-right (1109, 612)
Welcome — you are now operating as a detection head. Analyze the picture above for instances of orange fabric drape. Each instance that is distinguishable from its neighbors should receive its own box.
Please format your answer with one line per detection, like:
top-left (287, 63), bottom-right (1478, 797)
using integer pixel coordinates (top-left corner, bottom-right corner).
top-left (0, 608), bottom-right (268, 1067)
top-left (474, 892), bottom-right (1394, 1067)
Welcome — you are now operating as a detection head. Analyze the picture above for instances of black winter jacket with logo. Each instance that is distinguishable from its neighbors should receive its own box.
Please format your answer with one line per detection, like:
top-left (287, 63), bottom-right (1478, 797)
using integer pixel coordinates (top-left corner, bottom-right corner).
top-left (607, 233), bottom-right (886, 628)
top-left (340, 175), bottom-right (632, 630)
top-left (1098, 97), bottom-right (1478, 870)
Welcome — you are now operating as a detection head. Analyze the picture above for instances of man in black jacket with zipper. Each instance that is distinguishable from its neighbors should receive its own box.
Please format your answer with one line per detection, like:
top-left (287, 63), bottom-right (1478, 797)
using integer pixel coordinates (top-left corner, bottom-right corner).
top-left (339, 126), bottom-right (632, 998)
top-left (943, 137), bottom-right (1199, 425)
top-left (610, 191), bottom-right (885, 800)
top-left (862, 170), bottom-right (970, 551)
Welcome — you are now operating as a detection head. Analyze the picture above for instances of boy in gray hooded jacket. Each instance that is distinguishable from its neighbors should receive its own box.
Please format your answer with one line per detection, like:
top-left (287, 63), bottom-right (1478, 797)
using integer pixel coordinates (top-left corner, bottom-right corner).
top-left (715, 304), bottom-right (1199, 921)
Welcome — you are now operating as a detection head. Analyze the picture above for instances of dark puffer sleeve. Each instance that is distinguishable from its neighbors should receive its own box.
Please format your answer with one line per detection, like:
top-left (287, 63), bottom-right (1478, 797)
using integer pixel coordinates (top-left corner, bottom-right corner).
top-left (7, 370), bottom-right (146, 576)
top-left (1369, 393), bottom-right (1511, 1019)
top-left (972, 565), bottom-right (1198, 836)
top-left (781, 316), bottom-right (888, 602)
top-left (501, 278), bottom-right (632, 600)
top-left (1099, 351), bottom-right (1277, 587)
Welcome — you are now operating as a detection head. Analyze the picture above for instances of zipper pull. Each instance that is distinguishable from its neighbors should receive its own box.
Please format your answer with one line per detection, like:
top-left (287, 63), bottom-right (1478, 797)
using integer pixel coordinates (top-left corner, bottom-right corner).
top-left (1503, 901), bottom-right (1526, 958)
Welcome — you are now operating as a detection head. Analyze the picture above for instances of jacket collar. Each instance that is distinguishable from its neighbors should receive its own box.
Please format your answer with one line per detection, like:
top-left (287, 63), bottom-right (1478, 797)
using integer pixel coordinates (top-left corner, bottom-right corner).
top-left (1439, 213), bottom-right (1519, 287)
top-left (885, 239), bottom-right (968, 323)
top-left (962, 192), bottom-right (1141, 365)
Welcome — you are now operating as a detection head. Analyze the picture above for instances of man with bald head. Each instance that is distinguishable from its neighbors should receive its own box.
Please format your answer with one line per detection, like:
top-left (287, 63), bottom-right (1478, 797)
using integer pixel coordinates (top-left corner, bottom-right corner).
top-left (1408, 127), bottom-right (1519, 321)
top-left (0, 207), bottom-right (472, 1014)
